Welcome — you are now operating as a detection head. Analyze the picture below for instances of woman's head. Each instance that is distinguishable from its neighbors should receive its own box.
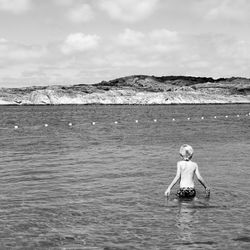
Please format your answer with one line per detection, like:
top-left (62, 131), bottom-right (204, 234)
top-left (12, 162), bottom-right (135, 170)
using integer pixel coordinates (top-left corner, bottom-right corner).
top-left (179, 144), bottom-right (194, 161)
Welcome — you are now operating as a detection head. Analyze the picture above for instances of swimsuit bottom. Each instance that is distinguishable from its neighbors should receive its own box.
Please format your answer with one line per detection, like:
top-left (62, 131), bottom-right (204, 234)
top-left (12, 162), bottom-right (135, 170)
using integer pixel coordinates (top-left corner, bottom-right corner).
top-left (177, 187), bottom-right (196, 199)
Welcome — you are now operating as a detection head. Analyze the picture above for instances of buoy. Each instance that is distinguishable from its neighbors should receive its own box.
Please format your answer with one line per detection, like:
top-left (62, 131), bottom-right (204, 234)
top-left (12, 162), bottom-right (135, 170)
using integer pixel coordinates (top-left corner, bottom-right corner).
top-left (68, 122), bottom-right (72, 126)
top-left (237, 115), bottom-right (240, 117)
top-left (187, 118), bottom-right (190, 120)
top-left (44, 124), bottom-right (48, 127)
top-left (153, 119), bottom-right (157, 122)
top-left (225, 115), bottom-right (228, 118)
top-left (92, 122), bottom-right (96, 125)
top-left (214, 116), bottom-right (217, 119)
top-left (114, 121), bottom-right (118, 124)
top-left (201, 117), bottom-right (204, 120)
top-left (135, 120), bottom-right (138, 123)
top-left (14, 125), bottom-right (18, 129)
top-left (172, 118), bottom-right (175, 121)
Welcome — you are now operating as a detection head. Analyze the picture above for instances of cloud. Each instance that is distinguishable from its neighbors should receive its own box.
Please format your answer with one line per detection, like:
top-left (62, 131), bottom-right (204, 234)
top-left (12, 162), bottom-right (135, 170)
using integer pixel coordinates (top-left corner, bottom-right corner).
top-left (117, 29), bottom-right (145, 46)
top-left (0, 38), bottom-right (8, 43)
top-left (0, 0), bottom-right (31, 14)
top-left (211, 35), bottom-right (250, 60)
top-left (92, 28), bottom-right (184, 73)
top-left (117, 28), bottom-right (181, 52)
top-left (204, 0), bottom-right (250, 21)
top-left (61, 33), bottom-right (100, 54)
top-left (98, 28), bottom-right (250, 78)
top-left (178, 33), bottom-right (250, 77)
top-left (53, 0), bottom-right (75, 6)
top-left (67, 3), bottom-right (94, 23)
top-left (0, 38), bottom-right (47, 61)
top-left (98, 0), bottom-right (159, 22)
top-left (149, 29), bottom-right (178, 42)
top-left (2, 25), bottom-right (250, 87)
top-left (149, 29), bottom-right (180, 52)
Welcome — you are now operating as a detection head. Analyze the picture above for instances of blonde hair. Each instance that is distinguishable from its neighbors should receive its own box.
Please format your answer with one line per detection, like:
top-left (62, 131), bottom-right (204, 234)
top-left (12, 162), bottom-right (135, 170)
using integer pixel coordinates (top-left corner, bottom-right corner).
top-left (179, 144), bottom-right (194, 160)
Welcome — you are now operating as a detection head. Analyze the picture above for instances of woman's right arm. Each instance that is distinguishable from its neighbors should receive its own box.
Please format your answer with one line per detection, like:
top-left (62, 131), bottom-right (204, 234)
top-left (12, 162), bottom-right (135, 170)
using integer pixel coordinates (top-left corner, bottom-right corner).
top-left (164, 163), bottom-right (181, 196)
top-left (195, 164), bottom-right (210, 196)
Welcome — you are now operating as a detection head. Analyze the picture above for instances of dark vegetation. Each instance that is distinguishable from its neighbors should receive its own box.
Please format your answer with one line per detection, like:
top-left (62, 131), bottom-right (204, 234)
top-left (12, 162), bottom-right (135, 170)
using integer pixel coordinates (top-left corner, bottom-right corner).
top-left (0, 75), bottom-right (250, 95)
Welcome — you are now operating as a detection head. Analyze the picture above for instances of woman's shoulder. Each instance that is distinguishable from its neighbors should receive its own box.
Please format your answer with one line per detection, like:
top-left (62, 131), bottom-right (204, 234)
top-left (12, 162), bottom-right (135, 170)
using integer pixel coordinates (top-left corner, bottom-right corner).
top-left (178, 160), bottom-right (198, 167)
top-left (188, 160), bottom-right (198, 165)
top-left (178, 160), bottom-right (197, 164)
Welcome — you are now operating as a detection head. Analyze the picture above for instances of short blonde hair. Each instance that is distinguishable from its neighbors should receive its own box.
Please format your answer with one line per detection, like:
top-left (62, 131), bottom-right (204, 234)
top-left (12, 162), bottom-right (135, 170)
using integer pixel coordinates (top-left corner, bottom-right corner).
top-left (179, 144), bottom-right (194, 160)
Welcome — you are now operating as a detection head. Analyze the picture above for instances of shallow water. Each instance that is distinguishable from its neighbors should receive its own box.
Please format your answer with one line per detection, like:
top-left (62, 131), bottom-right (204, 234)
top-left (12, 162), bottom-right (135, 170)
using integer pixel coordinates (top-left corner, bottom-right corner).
top-left (0, 104), bottom-right (249, 249)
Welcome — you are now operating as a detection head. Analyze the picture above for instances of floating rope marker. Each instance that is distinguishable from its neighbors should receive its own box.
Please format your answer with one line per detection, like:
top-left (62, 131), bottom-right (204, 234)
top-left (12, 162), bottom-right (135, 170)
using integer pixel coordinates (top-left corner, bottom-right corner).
top-left (5, 111), bottom-right (250, 131)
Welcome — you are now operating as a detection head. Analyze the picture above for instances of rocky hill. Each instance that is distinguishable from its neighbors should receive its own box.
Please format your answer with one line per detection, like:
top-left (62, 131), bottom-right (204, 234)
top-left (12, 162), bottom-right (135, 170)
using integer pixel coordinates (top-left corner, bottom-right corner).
top-left (0, 75), bottom-right (250, 105)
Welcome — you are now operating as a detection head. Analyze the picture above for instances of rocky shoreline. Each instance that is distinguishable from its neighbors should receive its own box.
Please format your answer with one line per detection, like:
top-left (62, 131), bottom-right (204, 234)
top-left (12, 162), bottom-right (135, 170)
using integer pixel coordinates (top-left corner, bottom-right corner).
top-left (0, 75), bottom-right (250, 105)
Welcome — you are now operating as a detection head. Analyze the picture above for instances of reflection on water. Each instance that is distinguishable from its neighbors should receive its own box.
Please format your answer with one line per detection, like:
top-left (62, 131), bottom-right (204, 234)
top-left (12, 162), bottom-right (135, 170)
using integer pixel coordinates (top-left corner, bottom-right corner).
top-left (164, 193), bottom-right (250, 250)
top-left (174, 198), bottom-right (213, 249)
top-left (177, 202), bottom-right (196, 243)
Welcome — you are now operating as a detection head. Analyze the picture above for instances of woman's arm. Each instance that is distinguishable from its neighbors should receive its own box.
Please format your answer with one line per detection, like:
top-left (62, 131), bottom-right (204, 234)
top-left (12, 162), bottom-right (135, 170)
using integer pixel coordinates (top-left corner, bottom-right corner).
top-left (195, 165), bottom-right (210, 196)
top-left (164, 163), bottom-right (181, 196)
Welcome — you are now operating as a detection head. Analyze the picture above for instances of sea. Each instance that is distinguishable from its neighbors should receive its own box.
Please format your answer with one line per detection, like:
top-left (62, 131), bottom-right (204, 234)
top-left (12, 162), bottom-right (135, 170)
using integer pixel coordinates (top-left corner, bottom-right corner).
top-left (0, 104), bottom-right (249, 250)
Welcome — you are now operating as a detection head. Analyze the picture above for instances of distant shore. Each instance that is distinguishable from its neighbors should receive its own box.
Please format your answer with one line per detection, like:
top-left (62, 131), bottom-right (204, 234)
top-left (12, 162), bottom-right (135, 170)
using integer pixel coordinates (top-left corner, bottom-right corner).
top-left (0, 75), bottom-right (249, 105)
top-left (0, 103), bottom-right (250, 107)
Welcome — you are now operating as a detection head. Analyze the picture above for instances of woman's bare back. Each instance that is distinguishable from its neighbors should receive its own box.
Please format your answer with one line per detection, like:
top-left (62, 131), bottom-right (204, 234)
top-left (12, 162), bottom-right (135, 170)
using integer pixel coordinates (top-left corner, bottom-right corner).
top-left (179, 160), bottom-right (197, 188)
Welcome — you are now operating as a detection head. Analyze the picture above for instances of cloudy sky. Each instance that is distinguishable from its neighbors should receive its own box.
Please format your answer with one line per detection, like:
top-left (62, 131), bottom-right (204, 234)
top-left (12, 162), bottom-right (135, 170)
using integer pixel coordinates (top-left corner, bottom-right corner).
top-left (0, 0), bottom-right (250, 87)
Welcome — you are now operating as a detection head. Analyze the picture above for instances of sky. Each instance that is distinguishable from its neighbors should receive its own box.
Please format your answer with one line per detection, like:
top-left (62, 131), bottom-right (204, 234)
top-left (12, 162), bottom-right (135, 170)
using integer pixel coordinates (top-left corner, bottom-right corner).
top-left (0, 0), bottom-right (250, 87)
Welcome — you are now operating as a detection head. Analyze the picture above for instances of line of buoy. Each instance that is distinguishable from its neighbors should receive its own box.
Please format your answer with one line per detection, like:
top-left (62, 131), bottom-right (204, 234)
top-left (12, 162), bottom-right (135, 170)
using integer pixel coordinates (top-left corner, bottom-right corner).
top-left (10, 113), bottom-right (250, 129)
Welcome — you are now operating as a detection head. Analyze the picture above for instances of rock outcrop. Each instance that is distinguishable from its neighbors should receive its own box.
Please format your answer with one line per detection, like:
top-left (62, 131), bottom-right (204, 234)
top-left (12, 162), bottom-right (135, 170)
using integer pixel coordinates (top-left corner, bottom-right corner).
top-left (0, 75), bottom-right (250, 105)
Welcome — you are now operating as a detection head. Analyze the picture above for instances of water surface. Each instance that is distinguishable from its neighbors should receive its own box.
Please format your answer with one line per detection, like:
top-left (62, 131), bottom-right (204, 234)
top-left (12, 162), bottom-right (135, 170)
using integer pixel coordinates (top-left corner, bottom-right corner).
top-left (0, 104), bottom-right (249, 249)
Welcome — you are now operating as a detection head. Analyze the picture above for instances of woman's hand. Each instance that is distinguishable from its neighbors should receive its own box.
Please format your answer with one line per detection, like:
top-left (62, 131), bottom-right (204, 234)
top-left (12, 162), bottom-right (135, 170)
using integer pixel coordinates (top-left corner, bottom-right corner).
top-left (165, 188), bottom-right (171, 197)
top-left (205, 187), bottom-right (210, 197)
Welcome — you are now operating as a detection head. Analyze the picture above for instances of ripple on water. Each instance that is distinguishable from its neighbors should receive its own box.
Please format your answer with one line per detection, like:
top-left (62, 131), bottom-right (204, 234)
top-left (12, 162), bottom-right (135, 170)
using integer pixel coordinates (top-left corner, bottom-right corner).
top-left (0, 104), bottom-right (249, 249)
